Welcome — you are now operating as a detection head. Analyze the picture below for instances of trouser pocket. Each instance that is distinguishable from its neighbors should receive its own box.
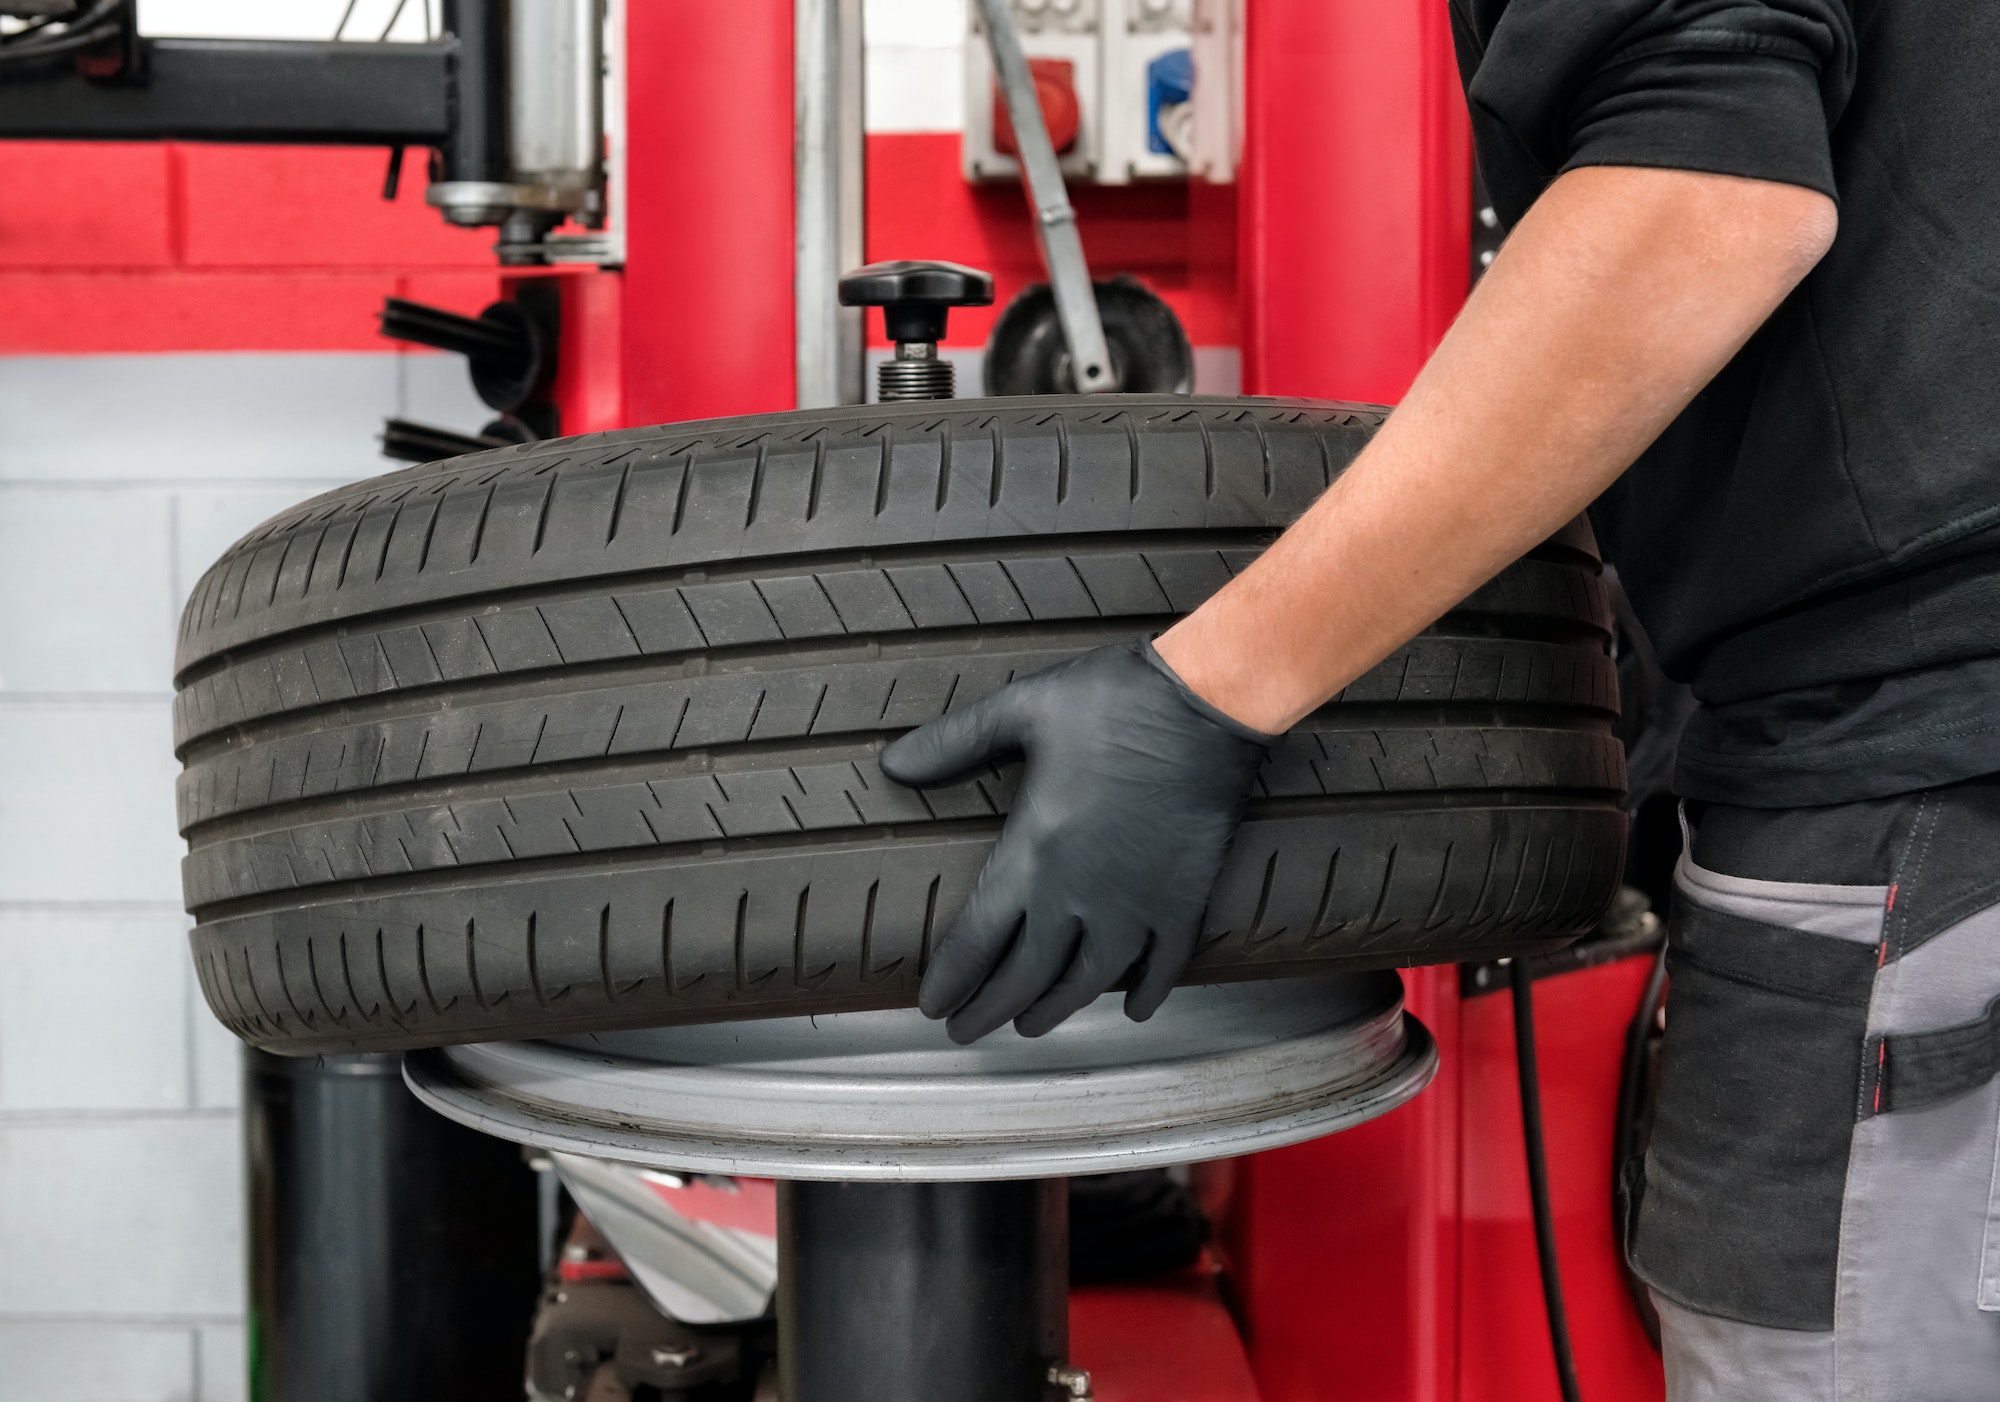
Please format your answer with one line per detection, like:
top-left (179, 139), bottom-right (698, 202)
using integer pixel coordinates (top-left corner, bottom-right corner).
top-left (1857, 990), bottom-right (2000, 1312)
top-left (1630, 892), bottom-right (1878, 1331)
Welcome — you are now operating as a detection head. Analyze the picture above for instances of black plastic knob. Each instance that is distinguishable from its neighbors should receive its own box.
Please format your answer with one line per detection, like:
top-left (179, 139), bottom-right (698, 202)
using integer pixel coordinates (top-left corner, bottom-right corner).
top-left (839, 260), bottom-right (995, 344)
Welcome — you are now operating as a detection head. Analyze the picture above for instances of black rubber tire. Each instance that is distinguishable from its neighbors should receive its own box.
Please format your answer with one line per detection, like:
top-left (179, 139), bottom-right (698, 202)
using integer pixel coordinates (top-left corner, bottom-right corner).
top-left (175, 396), bottom-right (1625, 1055)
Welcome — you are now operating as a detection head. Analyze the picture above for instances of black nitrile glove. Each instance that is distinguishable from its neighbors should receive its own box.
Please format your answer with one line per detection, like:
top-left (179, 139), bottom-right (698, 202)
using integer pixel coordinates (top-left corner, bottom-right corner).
top-left (879, 640), bottom-right (1278, 1044)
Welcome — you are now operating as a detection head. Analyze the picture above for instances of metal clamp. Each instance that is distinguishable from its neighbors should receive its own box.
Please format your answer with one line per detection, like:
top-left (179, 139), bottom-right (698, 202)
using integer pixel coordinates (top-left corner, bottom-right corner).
top-left (1049, 1364), bottom-right (1095, 1402)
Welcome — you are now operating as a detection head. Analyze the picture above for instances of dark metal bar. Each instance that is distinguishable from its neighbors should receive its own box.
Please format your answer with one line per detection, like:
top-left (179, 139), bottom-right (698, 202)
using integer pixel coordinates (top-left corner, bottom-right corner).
top-left (778, 1178), bottom-right (1067, 1402)
top-left (380, 417), bottom-right (510, 463)
top-left (244, 1049), bottom-right (540, 1402)
top-left (0, 37), bottom-right (451, 143)
top-left (379, 296), bottom-right (527, 359)
top-left (439, 0), bottom-right (505, 182)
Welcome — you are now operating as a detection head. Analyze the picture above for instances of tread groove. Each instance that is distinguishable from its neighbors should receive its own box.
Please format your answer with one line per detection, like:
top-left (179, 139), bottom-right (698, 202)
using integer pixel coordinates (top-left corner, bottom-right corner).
top-left (606, 461), bottom-right (633, 542)
top-left (1423, 843), bottom-right (1456, 929)
top-left (1310, 848), bottom-right (1343, 937)
top-left (1367, 845), bottom-right (1400, 935)
top-left (873, 427), bottom-right (892, 516)
top-left (375, 928), bottom-right (414, 1023)
top-left (416, 500), bottom-right (442, 574)
top-left (467, 918), bottom-right (493, 1010)
top-left (806, 433), bottom-right (827, 520)
top-left (672, 451), bottom-right (695, 533)
top-left (1247, 851), bottom-right (1283, 945)
top-left (530, 477), bottom-right (556, 555)
top-left (919, 874), bottom-right (941, 974)
top-left (746, 443), bottom-right (767, 527)
top-left (469, 484), bottom-right (495, 563)
top-left (416, 924), bottom-right (453, 1014)
top-left (337, 931), bottom-right (379, 1025)
top-left (305, 936), bottom-right (349, 1027)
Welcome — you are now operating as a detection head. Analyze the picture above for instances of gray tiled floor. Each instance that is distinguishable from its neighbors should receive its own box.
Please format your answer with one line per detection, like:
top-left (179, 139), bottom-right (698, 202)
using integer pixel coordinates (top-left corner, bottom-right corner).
top-left (0, 350), bottom-right (484, 1398)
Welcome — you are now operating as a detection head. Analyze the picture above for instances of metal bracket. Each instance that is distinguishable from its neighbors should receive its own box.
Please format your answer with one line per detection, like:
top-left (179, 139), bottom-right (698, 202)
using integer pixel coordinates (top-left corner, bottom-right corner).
top-left (974, 0), bottom-right (1119, 392)
top-left (1460, 888), bottom-right (1664, 998)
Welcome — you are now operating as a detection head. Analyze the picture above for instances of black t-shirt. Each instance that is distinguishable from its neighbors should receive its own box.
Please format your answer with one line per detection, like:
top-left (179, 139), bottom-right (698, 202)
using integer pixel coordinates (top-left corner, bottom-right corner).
top-left (1451, 0), bottom-right (2000, 807)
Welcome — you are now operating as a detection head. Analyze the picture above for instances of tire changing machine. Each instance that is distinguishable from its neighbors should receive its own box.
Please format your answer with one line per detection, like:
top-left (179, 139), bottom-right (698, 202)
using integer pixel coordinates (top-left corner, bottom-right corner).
top-left (402, 268), bottom-right (1440, 1402)
top-left (410, 975), bottom-right (1435, 1402)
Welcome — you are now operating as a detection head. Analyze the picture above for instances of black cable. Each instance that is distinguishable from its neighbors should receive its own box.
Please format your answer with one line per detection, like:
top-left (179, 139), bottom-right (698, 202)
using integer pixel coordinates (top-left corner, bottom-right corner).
top-left (0, 0), bottom-right (116, 44)
top-left (0, 0), bottom-right (120, 61)
top-left (377, 0), bottom-right (410, 41)
top-left (1511, 958), bottom-right (1584, 1402)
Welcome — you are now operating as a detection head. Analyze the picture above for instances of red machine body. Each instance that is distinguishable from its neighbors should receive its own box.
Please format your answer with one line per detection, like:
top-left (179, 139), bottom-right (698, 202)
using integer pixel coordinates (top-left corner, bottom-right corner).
top-left (0, 2), bottom-right (1665, 1396)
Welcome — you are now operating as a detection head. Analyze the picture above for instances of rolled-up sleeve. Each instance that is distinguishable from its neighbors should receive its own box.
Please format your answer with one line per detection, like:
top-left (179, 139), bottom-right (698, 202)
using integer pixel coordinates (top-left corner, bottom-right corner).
top-left (1457, 0), bottom-right (1857, 221)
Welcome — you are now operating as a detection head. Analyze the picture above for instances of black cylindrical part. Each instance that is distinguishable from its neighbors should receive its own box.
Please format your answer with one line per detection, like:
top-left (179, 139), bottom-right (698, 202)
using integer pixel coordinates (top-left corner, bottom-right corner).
top-left (778, 1179), bottom-right (1066, 1402)
top-left (439, 0), bottom-right (507, 183)
top-left (244, 1050), bottom-right (540, 1402)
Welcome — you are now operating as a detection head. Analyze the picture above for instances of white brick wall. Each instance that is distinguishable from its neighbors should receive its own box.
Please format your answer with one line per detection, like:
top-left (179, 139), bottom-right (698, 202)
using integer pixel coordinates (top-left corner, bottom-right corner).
top-left (0, 350), bottom-right (485, 1401)
top-left (865, 0), bottom-right (967, 133)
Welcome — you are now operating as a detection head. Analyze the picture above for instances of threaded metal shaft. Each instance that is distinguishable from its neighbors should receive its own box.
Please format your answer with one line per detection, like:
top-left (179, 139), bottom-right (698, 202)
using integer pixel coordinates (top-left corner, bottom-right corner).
top-left (878, 346), bottom-right (955, 401)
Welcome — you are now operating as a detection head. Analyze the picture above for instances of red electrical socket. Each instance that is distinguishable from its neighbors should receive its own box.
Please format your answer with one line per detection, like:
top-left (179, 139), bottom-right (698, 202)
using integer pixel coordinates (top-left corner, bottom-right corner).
top-left (993, 56), bottom-right (1082, 157)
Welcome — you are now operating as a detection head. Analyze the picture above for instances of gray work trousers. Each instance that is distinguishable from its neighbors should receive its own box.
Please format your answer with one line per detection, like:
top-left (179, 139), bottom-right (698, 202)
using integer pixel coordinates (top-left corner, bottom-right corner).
top-left (1631, 781), bottom-right (2000, 1400)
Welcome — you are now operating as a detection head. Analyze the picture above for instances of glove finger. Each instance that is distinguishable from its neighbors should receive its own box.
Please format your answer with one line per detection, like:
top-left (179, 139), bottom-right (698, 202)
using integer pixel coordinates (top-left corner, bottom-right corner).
top-left (879, 686), bottom-right (1020, 787)
top-left (944, 906), bottom-right (1083, 1045)
top-left (1013, 920), bottom-right (1143, 1038)
top-left (1123, 919), bottom-right (1200, 1023)
top-left (916, 842), bottom-right (1031, 1020)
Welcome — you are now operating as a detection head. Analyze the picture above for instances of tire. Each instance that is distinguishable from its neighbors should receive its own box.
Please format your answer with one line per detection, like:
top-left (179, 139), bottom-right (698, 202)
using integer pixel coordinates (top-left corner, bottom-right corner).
top-left (175, 396), bottom-right (1625, 1055)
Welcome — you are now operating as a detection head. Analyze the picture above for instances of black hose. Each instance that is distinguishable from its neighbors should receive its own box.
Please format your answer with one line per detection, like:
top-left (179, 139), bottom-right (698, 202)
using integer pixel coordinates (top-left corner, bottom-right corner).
top-left (1511, 959), bottom-right (1584, 1402)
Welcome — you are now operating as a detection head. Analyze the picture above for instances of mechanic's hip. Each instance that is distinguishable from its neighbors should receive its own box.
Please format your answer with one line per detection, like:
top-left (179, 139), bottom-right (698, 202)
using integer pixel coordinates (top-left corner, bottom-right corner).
top-left (1630, 779), bottom-right (2000, 1401)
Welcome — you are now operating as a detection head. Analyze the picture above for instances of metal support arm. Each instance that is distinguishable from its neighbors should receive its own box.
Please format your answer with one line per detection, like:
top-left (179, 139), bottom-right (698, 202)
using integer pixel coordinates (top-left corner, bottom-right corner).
top-left (0, 37), bottom-right (452, 145)
top-left (974, 0), bottom-right (1118, 393)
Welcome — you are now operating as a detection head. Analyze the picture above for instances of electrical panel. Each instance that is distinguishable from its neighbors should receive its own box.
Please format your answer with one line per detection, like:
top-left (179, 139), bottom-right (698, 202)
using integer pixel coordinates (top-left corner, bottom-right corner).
top-left (963, 0), bottom-right (1212, 185)
top-left (1186, 0), bottom-right (1242, 183)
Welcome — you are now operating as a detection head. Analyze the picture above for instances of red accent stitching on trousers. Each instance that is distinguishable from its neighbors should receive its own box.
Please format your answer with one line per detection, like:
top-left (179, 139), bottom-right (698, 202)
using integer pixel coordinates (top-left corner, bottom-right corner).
top-left (1875, 1040), bottom-right (1887, 1114)
top-left (1887, 882), bottom-right (1899, 911)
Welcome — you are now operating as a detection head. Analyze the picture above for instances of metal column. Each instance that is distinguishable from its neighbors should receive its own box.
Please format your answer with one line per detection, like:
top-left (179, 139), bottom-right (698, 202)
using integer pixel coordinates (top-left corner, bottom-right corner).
top-left (777, 1179), bottom-right (1068, 1402)
top-left (244, 1051), bottom-right (540, 1402)
top-left (795, 0), bottom-right (866, 408)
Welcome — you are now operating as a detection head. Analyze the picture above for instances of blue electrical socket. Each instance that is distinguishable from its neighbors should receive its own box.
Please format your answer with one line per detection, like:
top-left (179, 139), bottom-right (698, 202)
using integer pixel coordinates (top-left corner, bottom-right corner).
top-left (1147, 48), bottom-right (1194, 157)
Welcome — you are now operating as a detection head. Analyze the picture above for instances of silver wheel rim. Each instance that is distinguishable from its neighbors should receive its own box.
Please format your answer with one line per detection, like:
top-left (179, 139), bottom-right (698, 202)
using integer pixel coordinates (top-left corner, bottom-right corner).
top-left (405, 973), bottom-right (1437, 1180)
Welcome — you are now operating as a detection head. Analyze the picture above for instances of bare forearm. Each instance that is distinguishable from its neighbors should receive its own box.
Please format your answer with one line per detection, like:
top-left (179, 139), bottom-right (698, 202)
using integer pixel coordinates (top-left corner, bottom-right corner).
top-left (1155, 166), bottom-right (1836, 733)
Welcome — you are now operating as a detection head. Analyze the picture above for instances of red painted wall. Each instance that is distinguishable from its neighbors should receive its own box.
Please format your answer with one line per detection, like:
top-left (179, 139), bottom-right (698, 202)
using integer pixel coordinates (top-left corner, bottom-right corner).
top-left (0, 142), bottom-right (500, 352)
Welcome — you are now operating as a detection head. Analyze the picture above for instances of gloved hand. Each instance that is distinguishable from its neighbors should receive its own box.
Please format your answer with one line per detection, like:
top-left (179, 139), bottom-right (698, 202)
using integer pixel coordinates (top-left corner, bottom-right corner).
top-left (879, 640), bottom-right (1278, 1043)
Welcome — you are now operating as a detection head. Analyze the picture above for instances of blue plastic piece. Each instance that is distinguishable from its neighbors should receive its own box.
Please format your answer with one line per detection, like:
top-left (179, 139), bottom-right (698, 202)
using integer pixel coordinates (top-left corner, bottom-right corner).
top-left (1146, 48), bottom-right (1194, 157)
